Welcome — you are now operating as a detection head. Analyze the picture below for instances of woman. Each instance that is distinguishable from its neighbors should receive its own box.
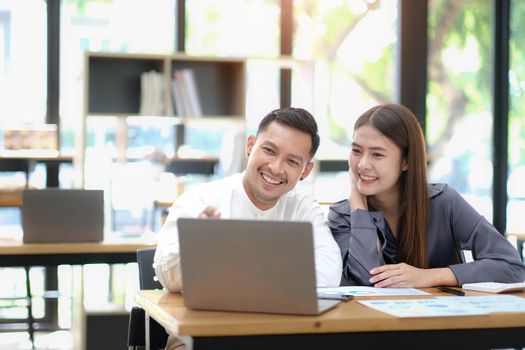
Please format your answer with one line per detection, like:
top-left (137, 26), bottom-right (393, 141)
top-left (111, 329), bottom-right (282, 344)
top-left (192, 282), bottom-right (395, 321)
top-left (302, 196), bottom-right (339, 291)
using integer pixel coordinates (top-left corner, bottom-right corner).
top-left (328, 103), bottom-right (525, 287)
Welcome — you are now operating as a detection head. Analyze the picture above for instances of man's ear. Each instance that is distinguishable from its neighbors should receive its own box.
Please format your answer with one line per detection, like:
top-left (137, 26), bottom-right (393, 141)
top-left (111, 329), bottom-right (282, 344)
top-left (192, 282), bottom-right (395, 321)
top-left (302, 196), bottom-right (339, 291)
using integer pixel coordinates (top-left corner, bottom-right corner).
top-left (300, 162), bottom-right (314, 181)
top-left (246, 135), bottom-right (256, 157)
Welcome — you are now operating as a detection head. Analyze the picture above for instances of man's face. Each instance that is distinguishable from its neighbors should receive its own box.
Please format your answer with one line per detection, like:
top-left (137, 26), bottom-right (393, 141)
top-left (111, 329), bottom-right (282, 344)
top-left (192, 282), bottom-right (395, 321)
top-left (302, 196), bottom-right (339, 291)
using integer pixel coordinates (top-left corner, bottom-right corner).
top-left (242, 121), bottom-right (314, 210)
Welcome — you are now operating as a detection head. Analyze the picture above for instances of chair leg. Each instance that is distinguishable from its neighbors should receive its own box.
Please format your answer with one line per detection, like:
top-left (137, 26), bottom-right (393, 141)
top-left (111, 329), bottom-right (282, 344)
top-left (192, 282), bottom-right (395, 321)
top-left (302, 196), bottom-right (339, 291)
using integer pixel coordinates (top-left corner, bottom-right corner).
top-left (25, 266), bottom-right (35, 347)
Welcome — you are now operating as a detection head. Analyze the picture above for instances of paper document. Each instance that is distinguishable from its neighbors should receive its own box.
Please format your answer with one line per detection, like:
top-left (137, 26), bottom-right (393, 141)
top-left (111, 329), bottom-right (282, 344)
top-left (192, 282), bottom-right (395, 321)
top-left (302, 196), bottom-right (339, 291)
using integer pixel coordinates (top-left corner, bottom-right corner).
top-left (317, 286), bottom-right (430, 297)
top-left (358, 295), bottom-right (525, 318)
top-left (461, 282), bottom-right (525, 293)
top-left (434, 295), bottom-right (525, 313)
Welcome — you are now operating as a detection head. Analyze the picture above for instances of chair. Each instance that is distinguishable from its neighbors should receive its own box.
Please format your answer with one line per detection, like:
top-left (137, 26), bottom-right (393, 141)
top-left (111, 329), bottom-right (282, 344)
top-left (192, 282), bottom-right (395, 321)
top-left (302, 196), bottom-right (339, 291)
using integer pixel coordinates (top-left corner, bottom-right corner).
top-left (0, 158), bottom-right (30, 207)
top-left (128, 248), bottom-right (168, 350)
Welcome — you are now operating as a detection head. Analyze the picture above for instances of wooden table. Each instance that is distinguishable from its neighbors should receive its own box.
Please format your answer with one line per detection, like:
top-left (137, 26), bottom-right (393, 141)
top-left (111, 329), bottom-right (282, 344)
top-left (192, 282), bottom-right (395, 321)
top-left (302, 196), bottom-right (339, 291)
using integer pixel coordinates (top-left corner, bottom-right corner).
top-left (0, 234), bottom-right (157, 346)
top-left (0, 234), bottom-right (157, 266)
top-left (135, 289), bottom-right (525, 350)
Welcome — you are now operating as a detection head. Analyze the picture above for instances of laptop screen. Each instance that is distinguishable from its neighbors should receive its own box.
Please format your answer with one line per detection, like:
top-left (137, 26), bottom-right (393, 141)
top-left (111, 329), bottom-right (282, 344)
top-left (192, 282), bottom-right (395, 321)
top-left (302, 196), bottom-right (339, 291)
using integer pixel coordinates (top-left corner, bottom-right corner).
top-left (177, 218), bottom-right (331, 315)
top-left (22, 189), bottom-right (104, 243)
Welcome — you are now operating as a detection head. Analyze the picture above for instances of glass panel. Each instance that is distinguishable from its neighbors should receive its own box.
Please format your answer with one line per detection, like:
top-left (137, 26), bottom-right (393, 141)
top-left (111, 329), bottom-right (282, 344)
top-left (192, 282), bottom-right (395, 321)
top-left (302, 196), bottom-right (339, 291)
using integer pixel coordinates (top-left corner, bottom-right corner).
top-left (293, 0), bottom-right (397, 201)
top-left (186, 0), bottom-right (280, 137)
top-left (183, 119), bottom-right (245, 178)
top-left (245, 59), bottom-right (280, 133)
top-left (507, 1), bottom-right (525, 233)
top-left (126, 116), bottom-right (177, 160)
top-left (0, 1), bottom-right (46, 125)
top-left (62, 0), bottom-right (177, 220)
top-left (244, 57), bottom-right (315, 133)
top-left (426, 0), bottom-right (493, 220)
top-left (186, 0), bottom-right (279, 57)
top-left (60, 0), bottom-right (176, 155)
top-left (293, 0), bottom-right (397, 161)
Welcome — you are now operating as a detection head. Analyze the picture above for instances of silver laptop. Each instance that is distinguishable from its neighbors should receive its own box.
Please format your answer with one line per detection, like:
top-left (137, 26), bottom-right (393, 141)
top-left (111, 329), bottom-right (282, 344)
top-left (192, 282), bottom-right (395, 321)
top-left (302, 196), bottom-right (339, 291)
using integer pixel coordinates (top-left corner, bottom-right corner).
top-left (177, 218), bottom-right (340, 315)
top-left (22, 189), bottom-right (104, 243)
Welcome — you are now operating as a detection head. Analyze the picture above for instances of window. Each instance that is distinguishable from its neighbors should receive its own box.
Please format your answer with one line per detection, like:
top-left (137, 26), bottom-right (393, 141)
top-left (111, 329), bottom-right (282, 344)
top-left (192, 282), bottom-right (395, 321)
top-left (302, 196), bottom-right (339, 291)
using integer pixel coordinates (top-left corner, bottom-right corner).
top-left (507, 1), bottom-right (525, 233)
top-left (293, 0), bottom-right (398, 160)
top-left (0, 1), bottom-right (46, 126)
top-left (426, 0), bottom-right (493, 220)
top-left (186, 0), bottom-right (279, 57)
top-left (292, 0), bottom-right (397, 202)
top-left (60, 0), bottom-right (176, 155)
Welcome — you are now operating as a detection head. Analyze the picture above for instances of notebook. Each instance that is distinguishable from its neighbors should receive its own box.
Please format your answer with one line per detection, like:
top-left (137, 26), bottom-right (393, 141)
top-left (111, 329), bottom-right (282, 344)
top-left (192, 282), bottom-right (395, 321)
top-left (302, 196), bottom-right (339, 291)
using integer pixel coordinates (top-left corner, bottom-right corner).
top-left (177, 218), bottom-right (341, 315)
top-left (462, 282), bottom-right (525, 293)
top-left (22, 189), bottom-right (104, 243)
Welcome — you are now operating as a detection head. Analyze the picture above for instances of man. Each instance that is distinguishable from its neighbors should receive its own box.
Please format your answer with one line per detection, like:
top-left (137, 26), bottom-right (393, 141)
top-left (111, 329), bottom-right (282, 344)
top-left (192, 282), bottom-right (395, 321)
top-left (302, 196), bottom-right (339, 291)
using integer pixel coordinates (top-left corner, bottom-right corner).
top-left (154, 107), bottom-right (341, 293)
top-left (154, 107), bottom-right (342, 349)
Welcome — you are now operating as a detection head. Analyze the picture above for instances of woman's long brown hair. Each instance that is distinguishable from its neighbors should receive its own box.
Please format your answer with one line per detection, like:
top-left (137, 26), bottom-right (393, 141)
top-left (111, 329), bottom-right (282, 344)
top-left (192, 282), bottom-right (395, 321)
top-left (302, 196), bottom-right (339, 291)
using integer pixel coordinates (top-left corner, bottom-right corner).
top-left (354, 104), bottom-right (429, 268)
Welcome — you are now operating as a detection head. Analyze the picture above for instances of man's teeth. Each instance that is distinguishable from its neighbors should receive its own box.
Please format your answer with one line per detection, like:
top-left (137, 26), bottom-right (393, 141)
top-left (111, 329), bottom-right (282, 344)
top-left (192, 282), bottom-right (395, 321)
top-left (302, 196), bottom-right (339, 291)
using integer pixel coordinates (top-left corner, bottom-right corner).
top-left (262, 173), bottom-right (282, 184)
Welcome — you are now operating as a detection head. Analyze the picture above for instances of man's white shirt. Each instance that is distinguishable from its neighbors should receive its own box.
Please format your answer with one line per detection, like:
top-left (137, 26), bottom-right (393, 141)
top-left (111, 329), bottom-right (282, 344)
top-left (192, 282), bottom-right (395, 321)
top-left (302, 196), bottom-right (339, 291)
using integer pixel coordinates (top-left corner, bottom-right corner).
top-left (153, 172), bottom-right (342, 291)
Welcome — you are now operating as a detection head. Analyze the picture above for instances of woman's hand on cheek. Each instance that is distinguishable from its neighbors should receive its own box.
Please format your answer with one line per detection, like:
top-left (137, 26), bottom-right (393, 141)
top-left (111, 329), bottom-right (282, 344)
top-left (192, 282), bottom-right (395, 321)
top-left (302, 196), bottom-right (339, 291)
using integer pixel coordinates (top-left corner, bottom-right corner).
top-left (348, 170), bottom-right (368, 211)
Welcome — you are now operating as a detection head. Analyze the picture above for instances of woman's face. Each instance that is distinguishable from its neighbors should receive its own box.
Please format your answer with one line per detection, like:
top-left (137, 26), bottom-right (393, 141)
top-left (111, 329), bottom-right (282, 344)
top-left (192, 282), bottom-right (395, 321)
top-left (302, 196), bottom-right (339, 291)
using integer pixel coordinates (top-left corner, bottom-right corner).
top-left (349, 124), bottom-right (407, 199)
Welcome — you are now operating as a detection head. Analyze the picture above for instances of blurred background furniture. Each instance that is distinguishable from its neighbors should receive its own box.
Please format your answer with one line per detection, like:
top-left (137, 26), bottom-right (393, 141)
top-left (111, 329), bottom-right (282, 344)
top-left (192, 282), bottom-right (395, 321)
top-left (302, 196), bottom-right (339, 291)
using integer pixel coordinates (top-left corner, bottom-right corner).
top-left (127, 248), bottom-right (168, 350)
top-left (0, 157), bottom-right (30, 207)
top-left (151, 158), bottom-right (218, 232)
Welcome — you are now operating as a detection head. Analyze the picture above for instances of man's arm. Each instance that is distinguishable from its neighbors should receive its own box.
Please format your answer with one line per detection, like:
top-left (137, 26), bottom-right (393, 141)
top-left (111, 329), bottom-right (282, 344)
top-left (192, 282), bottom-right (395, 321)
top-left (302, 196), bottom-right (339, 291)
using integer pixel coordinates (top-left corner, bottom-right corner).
top-left (153, 191), bottom-right (210, 292)
top-left (313, 221), bottom-right (344, 287)
top-left (299, 195), bottom-right (343, 287)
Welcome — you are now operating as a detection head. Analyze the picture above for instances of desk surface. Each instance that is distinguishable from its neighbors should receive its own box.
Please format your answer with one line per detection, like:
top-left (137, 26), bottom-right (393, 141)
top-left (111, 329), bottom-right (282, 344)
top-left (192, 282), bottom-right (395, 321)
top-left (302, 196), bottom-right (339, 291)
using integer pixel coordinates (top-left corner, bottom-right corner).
top-left (0, 151), bottom-right (73, 162)
top-left (134, 289), bottom-right (525, 338)
top-left (0, 235), bottom-right (156, 255)
top-left (0, 234), bottom-right (156, 266)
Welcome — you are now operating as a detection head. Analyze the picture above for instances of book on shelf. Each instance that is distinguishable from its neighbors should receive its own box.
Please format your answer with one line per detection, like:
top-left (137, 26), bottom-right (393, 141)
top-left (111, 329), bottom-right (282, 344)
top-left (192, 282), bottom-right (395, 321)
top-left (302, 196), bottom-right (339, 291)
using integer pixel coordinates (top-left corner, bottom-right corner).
top-left (181, 69), bottom-right (202, 117)
top-left (171, 69), bottom-right (202, 117)
top-left (139, 70), bottom-right (165, 116)
top-left (171, 70), bottom-right (188, 116)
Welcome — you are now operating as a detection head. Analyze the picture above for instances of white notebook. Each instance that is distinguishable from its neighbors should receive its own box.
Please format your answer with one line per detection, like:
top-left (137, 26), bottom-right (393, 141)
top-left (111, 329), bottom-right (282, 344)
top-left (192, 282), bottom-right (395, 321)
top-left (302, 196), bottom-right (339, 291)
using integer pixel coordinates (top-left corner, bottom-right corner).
top-left (462, 282), bottom-right (525, 293)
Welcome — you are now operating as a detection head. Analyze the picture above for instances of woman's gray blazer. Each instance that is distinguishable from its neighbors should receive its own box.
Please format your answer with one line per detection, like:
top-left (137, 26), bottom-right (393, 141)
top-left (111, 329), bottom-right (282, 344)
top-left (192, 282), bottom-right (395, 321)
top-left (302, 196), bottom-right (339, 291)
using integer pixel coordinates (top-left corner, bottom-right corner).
top-left (328, 183), bottom-right (525, 286)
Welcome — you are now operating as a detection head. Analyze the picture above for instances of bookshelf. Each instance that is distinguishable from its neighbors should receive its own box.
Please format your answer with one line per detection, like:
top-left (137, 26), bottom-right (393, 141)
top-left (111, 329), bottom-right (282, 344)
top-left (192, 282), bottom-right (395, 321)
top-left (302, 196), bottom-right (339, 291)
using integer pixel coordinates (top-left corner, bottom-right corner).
top-left (82, 52), bottom-right (247, 182)
top-left (84, 52), bottom-right (246, 117)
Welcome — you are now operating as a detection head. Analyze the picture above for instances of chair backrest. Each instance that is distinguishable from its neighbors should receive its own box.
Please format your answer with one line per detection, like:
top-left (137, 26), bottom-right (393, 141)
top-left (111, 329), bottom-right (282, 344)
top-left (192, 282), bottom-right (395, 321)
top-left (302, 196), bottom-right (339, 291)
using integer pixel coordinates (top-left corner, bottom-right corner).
top-left (136, 248), bottom-right (163, 290)
top-left (129, 248), bottom-right (168, 349)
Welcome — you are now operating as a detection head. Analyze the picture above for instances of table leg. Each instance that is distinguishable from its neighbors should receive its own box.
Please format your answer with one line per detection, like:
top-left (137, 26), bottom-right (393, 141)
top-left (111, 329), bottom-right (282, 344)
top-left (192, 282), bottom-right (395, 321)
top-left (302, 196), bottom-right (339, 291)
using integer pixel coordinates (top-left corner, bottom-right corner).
top-left (45, 162), bottom-right (60, 188)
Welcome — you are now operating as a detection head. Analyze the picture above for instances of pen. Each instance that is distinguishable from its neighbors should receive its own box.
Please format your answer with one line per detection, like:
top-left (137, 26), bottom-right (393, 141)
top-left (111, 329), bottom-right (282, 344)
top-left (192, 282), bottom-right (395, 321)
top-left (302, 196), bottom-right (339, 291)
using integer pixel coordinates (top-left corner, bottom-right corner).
top-left (437, 286), bottom-right (465, 296)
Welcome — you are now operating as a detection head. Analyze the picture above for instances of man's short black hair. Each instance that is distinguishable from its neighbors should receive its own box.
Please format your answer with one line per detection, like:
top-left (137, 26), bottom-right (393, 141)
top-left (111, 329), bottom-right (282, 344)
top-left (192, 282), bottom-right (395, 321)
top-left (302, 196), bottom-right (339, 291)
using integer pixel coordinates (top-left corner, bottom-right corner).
top-left (256, 107), bottom-right (320, 159)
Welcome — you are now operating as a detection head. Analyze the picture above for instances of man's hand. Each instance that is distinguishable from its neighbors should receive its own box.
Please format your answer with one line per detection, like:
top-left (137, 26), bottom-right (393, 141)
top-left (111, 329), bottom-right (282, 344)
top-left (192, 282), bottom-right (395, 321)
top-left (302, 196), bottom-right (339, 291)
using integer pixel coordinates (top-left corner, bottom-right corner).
top-left (369, 263), bottom-right (458, 288)
top-left (198, 206), bottom-right (221, 219)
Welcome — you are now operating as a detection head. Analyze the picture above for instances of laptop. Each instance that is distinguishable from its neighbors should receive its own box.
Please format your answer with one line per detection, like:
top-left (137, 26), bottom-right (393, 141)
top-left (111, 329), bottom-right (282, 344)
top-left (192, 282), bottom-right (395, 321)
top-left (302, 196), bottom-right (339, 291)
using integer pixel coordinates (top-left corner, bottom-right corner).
top-left (177, 218), bottom-right (341, 315)
top-left (22, 189), bottom-right (104, 243)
